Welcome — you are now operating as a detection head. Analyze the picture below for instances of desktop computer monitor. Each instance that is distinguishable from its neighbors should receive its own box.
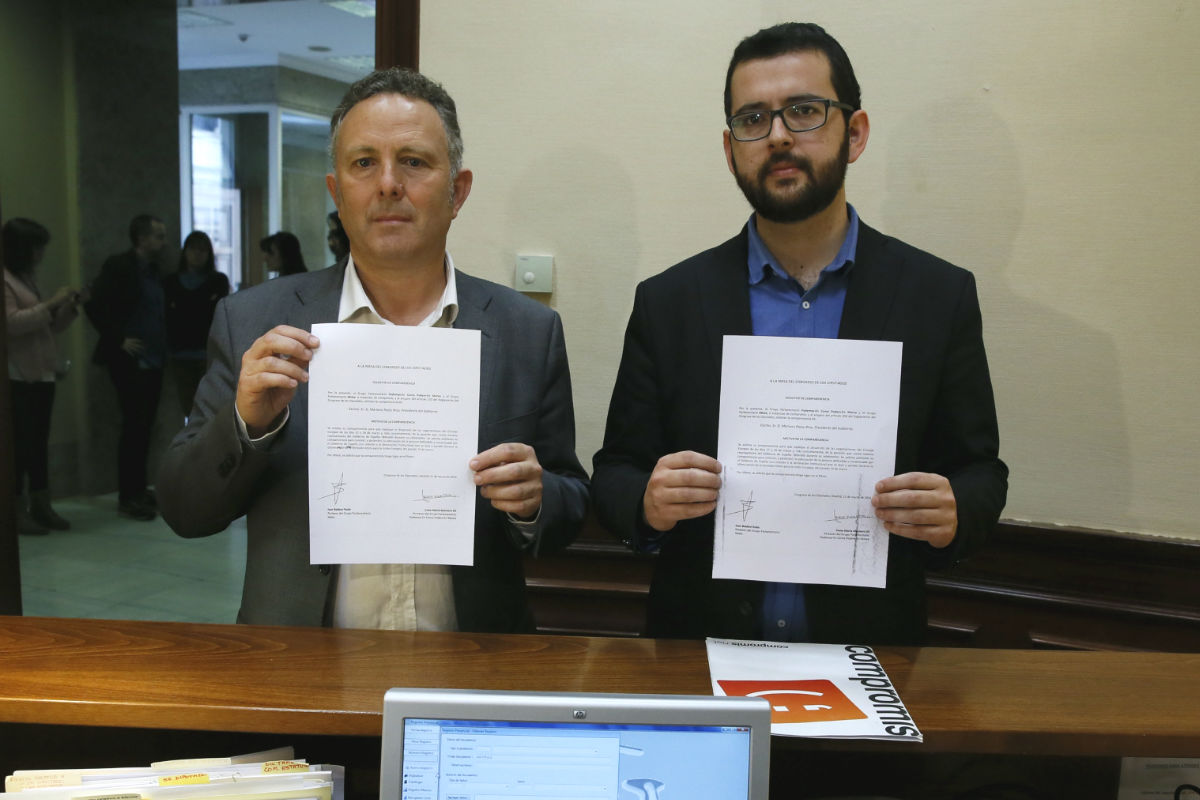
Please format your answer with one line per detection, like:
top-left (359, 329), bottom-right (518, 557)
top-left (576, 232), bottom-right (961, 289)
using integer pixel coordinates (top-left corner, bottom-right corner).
top-left (380, 687), bottom-right (771, 800)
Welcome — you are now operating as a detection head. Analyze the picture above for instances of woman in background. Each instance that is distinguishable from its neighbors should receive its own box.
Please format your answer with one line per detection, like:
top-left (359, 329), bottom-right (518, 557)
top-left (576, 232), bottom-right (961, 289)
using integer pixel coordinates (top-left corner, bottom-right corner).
top-left (163, 230), bottom-right (229, 420)
top-left (3, 218), bottom-right (85, 534)
top-left (260, 231), bottom-right (307, 277)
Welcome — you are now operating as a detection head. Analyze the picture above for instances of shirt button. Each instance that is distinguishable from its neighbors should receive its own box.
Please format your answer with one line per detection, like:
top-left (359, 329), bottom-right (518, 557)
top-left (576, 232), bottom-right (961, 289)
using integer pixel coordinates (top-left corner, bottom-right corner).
top-left (801, 301), bottom-right (811, 310)
top-left (777, 619), bottom-right (787, 629)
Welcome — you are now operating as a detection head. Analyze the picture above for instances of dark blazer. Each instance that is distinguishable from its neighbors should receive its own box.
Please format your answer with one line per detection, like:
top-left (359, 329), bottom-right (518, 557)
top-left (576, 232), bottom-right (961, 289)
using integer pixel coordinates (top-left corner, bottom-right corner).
top-left (158, 263), bottom-right (590, 632)
top-left (85, 249), bottom-right (153, 366)
top-left (592, 222), bottom-right (1007, 646)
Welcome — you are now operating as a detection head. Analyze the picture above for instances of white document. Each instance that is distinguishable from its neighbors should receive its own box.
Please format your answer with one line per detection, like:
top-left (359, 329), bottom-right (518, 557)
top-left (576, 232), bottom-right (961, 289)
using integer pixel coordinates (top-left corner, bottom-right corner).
top-left (1118, 758), bottom-right (1200, 799)
top-left (307, 323), bottom-right (479, 566)
top-left (714, 335), bottom-right (901, 587)
top-left (707, 638), bottom-right (921, 741)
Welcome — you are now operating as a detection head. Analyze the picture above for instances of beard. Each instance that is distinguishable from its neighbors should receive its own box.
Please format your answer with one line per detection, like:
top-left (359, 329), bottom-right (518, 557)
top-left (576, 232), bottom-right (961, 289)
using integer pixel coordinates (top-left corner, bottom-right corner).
top-left (732, 130), bottom-right (849, 223)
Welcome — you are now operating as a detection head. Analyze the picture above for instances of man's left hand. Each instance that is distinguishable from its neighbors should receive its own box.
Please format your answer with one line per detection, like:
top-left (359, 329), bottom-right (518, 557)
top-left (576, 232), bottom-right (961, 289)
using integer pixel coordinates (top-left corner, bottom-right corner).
top-left (872, 472), bottom-right (957, 549)
top-left (470, 443), bottom-right (543, 520)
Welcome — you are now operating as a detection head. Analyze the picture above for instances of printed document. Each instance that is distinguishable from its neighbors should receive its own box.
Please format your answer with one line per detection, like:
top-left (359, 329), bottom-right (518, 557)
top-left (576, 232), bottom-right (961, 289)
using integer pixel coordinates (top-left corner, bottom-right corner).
top-left (714, 335), bottom-right (901, 587)
top-left (707, 637), bottom-right (921, 741)
top-left (307, 323), bottom-right (479, 565)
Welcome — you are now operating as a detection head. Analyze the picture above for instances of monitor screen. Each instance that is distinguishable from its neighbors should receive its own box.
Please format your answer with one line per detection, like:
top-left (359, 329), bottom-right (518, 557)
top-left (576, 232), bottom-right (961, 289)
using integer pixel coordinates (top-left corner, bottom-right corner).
top-left (380, 688), bottom-right (771, 800)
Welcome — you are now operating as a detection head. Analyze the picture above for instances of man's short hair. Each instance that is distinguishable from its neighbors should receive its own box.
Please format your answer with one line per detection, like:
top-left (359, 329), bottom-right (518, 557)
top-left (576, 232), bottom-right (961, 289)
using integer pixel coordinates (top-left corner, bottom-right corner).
top-left (724, 22), bottom-right (862, 120)
top-left (328, 67), bottom-right (464, 180)
top-left (128, 214), bottom-right (162, 248)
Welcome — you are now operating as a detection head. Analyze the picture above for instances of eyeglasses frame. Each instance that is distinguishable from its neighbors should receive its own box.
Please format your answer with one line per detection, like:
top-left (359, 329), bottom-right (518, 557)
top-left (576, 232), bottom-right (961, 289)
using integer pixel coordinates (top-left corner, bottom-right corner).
top-left (727, 98), bottom-right (857, 142)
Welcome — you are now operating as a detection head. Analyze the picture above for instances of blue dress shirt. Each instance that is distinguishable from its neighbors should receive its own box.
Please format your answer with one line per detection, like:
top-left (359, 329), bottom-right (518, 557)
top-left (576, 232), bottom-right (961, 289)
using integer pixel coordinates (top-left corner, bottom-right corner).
top-left (746, 206), bottom-right (860, 641)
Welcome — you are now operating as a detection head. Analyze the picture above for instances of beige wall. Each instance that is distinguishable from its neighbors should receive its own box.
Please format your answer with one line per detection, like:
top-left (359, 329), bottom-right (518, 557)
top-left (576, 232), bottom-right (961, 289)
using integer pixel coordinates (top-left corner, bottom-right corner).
top-left (424, 1), bottom-right (1200, 539)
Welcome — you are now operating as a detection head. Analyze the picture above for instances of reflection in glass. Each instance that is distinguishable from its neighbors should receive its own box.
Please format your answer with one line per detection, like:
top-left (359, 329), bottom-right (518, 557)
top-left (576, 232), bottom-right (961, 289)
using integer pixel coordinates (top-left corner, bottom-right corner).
top-left (5, 0), bottom-right (378, 623)
top-left (282, 111), bottom-right (340, 272)
top-left (190, 114), bottom-right (242, 287)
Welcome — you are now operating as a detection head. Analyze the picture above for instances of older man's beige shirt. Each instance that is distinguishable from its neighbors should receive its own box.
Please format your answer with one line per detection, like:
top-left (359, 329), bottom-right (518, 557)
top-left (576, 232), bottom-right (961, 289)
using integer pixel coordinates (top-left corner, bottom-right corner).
top-left (331, 254), bottom-right (460, 631)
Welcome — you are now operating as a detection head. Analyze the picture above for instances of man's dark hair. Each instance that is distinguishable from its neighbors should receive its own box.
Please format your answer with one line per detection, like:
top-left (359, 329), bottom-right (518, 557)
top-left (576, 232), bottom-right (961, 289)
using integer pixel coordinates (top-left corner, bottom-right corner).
top-left (329, 67), bottom-right (463, 180)
top-left (724, 22), bottom-right (862, 120)
top-left (128, 214), bottom-right (162, 248)
top-left (2, 217), bottom-right (51, 274)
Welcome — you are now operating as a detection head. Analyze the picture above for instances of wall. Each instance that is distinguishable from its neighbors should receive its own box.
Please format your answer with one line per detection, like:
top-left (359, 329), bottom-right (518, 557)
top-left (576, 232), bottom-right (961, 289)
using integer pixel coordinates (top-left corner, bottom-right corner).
top-left (422, 1), bottom-right (1200, 540)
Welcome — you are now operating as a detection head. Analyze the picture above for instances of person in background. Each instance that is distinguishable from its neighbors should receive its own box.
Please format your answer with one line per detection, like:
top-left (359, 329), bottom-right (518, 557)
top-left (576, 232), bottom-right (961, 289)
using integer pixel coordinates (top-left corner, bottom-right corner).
top-left (326, 212), bottom-right (350, 264)
top-left (84, 213), bottom-right (168, 522)
top-left (163, 231), bottom-right (229, 421)
top-left (260, 231), bottom-right (308, 277)
top-left (3, 218), bottom-right (86, 534)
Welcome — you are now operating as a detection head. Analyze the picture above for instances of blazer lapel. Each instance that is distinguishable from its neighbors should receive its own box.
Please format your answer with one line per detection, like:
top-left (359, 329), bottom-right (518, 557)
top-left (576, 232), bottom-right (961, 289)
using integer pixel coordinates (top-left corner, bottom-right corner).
top-left (287, 263), bottom-right (345, 331)
top-left (451, 271), bottom-right (497, 424)
top-left (280, 264), bottom-right (345, 422)
top-left (839, 223), bottom-right (902, 341)
top-left (697, 229), bottom-right (754, 372)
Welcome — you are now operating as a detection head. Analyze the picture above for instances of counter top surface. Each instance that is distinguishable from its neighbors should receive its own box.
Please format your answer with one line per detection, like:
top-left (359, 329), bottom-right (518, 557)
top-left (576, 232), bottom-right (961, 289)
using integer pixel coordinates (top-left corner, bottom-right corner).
top-left (2, 616), bottom-right (1197, 756)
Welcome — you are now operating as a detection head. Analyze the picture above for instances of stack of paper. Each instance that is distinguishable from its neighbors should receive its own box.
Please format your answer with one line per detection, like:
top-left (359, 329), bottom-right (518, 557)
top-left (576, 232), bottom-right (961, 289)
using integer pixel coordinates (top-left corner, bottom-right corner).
top-left (707, 638), bottom-right (922, 742)
top-left (3, 748), bottom-right (343, 800)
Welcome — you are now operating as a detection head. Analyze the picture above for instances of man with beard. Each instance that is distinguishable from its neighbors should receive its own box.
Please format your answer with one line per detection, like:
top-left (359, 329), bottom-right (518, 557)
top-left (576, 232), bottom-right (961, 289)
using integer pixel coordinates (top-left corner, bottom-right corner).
top-left (592, 23), bottom-right (1007, 645)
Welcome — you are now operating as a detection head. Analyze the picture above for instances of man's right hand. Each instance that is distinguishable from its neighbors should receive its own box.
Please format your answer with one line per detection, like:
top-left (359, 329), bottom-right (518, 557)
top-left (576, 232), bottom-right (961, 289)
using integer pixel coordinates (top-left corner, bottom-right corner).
top-left (642, 450), bottom-right (723, 531)
top-left (236, 325), bottom-right (320, 438)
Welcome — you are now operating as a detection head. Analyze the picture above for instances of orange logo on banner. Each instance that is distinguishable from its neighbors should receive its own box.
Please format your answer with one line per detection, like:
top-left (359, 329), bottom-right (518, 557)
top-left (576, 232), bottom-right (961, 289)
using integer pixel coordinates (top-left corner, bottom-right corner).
top-left (717, 679), bottom-right (867, 724)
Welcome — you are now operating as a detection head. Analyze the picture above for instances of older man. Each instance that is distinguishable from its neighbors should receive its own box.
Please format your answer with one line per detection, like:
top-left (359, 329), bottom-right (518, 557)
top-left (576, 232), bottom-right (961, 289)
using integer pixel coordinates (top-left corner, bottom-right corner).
top-left (593, 23), bottom-right (1007, 646)
top-left (159, 68), bottom-right (588, 632)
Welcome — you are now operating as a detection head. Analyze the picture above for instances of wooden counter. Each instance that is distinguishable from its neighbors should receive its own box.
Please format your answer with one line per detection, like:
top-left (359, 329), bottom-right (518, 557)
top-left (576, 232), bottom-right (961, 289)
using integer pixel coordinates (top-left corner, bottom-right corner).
top-left (2, 615), bottom-right (1199, 759)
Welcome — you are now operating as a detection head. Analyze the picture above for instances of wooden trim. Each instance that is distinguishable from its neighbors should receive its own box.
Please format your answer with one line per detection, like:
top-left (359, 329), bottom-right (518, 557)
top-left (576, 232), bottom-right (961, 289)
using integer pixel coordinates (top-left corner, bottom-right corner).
top-left (0, 196), bottom-right (23, 615)
top-left (528, 516), bottom-right (1200, 649)
top-left (927, 521), bottom-right (1200, 650)
top-left (375, 0), bottom-right (419, 70)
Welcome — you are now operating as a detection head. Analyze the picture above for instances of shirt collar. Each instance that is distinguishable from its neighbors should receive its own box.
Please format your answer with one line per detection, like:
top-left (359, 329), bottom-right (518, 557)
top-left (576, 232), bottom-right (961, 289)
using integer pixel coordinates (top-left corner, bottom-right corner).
top-left (746, 204), bottom-right (860, 285)
top-left (338, 252), bottom-right (459, 327)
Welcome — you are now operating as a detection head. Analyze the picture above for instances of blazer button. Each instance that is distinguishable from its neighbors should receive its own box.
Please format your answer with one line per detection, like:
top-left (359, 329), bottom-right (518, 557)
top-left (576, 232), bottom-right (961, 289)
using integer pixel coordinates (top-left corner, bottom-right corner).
top-left (217, 454), bottom-right (237, 478)
top-left (737, 600), bottom-right (753, 617)
top-left (318, 565), bottom-right (331, 576)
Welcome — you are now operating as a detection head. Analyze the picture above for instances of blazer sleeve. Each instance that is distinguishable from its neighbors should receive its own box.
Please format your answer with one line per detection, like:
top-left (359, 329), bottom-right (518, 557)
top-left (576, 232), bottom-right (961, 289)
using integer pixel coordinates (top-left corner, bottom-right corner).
top-left (591, 281), bottom-right (664, 550)
top-left (923, 271), bottom-right (1008, 568)
top-left (157, 295), bottom-right (275, 538)
top-left (522, 311), bottom-right (590, 556)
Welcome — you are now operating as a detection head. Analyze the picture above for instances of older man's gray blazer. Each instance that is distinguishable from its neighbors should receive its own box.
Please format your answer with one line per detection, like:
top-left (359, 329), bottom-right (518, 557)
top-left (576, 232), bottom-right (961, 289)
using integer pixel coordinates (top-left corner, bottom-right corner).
top-left (158, 263), bottom-right (589, 632)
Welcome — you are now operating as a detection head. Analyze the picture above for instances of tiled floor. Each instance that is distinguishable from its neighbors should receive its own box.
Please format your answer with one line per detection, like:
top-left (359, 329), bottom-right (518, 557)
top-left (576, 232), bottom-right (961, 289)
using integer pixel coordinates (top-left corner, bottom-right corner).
top-left (18, 493), bottom-right (246, 624)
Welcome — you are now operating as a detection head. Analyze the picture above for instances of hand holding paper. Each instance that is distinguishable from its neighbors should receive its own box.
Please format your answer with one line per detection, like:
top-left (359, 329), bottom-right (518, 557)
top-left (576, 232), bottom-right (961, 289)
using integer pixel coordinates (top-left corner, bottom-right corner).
top-left (642, 450), bottom-right (723, 531)
top-left (237, 324), bottom-right (320, 437)
top-left (471, 442), bottom-right (543, 519)
top-left (872, 472), bottom-right (957, 548)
